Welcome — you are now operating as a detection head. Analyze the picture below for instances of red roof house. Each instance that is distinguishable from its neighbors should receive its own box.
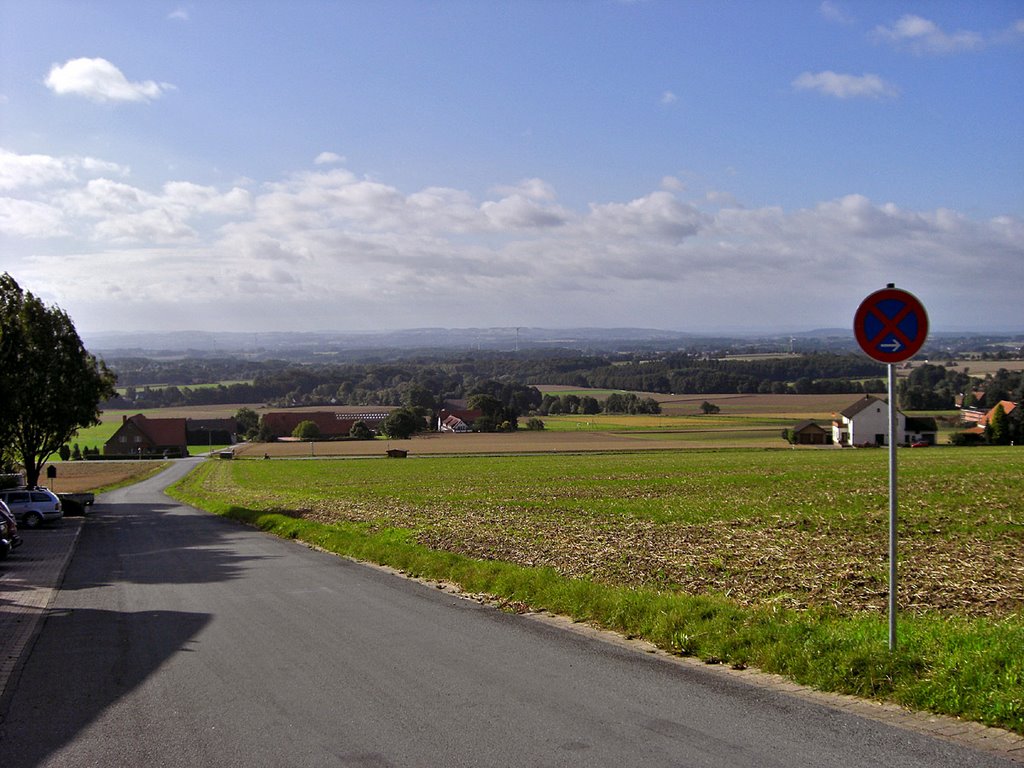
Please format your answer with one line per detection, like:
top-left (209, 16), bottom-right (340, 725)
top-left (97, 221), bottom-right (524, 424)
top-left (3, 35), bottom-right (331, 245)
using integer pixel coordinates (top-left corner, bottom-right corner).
top-left (104, 414), bottom-right (189, 457)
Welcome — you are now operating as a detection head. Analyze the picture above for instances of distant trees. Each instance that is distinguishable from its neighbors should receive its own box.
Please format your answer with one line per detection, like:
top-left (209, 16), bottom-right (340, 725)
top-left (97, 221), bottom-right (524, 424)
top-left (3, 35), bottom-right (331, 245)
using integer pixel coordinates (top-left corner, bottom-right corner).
top-left (986, 404), bottom-right (1010, 445)
top-left (381, 408), bottom-right (424, 440)
top-left (349, 420), bottom-right (374, 440)
top-left (699, 401), bottom-right (721, 415)
top-left (235, 407), bottom-right (259, 439)
top-left (467, 393), bottom-right (516, 432)
top-left (604, 393), bottom-right (660, 415)
top-left (94, 346), bottom-right (1020, 427)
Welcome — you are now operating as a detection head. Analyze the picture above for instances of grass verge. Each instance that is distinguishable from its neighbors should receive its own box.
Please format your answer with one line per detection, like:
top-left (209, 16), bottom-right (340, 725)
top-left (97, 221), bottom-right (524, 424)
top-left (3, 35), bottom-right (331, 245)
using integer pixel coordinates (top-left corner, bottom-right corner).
top-left (169, 459), bottom-right (1022, 735)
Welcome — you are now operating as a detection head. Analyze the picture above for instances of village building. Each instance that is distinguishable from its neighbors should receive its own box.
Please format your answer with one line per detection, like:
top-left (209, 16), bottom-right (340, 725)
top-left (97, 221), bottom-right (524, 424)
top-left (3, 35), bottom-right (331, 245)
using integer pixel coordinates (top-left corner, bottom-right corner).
top-left (437, 408), bottom-right (482, 433)
top-left (259, 410), bottom-right (389, 439)
top-left (832, 396), bottom-right (938, 447)
top-left (962, 400), bottom-right (1018, 436)
top-left (790, 420), bottom-right (829, 445)
top-left (833, 396), bottom-right (898, 446)
top-left (186, 418), bottom-right (239, 447)
top-left (104, 414), bottom-right (189, 457)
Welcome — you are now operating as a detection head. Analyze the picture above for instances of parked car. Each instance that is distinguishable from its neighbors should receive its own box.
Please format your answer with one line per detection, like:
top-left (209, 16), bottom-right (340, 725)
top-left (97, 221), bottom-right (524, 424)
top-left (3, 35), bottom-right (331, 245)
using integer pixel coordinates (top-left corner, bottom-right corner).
top-left (0, 488), bottom-right (63, 529)
top-left (57, 491), bottom-right (95, 516)
top-left (0, 499), bottom-right (22, 550)
top-left (0, 515), bottom-right (12, 560)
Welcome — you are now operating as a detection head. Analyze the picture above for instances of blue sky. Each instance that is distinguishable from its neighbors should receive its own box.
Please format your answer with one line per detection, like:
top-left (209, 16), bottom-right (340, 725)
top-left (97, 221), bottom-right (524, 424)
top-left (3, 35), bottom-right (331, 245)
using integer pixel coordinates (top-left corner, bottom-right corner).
top-left (2, 1), bottom-right (1022, 335)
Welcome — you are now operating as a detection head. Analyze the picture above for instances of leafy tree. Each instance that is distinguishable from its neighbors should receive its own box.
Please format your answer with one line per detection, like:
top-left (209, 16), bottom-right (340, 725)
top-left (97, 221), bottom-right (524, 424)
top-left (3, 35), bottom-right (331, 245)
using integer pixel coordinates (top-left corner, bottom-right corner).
top-left (403, 383), bottom-right (437, 412)
top-left (58, 445), bottom-right (71, 462)
top-left (0, 274), bottom-right (117, 487)
top-left (292, 420), bottom-right (322, 440)
top-left (700, 401), bottom-right (721, 415)
top-left (234, 407), bottom-right (259, 438)
top-left (525, 417), bottom-right (545, 431)
top-left (986, 404), bottom-right (1009, 445)
top-left (71, 444), bottom-right (82, 461)
top-left (349, 420), bottom-right (374, 440)
top-left (255, 418), bottom-right (276, 443)
top-left (381, 408), bottom-right (423, 439)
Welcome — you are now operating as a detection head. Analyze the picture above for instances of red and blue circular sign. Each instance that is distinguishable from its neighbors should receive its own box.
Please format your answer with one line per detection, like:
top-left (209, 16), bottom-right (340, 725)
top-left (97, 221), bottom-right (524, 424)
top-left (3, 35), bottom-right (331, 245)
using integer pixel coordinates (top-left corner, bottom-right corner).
top-left (854, 287), bottom-right (929, 363)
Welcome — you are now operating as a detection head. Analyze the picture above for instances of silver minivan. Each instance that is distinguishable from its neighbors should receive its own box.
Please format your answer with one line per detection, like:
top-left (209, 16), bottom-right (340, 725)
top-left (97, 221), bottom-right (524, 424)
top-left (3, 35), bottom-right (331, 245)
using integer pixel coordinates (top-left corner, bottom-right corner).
top-left (0, 488), bottom-right (63, 528)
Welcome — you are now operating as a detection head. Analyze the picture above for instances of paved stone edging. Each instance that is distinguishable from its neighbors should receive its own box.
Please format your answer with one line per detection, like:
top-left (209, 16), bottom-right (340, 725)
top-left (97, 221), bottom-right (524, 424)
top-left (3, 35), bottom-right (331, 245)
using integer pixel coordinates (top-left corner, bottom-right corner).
top-left (0, 518), bottom-right (84, 709)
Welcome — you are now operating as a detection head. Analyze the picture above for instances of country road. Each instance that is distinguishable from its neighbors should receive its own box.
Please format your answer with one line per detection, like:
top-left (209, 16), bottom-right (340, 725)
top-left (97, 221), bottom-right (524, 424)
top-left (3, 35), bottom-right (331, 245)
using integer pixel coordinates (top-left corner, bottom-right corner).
top-left (0, 460), bottom-right (1014, 767)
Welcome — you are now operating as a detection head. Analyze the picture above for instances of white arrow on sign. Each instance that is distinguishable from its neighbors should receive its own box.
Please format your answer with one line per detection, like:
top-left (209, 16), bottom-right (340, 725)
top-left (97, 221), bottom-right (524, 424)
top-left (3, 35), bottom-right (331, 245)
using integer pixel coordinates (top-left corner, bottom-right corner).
top-left (880, 339), bottom-right (903, 352)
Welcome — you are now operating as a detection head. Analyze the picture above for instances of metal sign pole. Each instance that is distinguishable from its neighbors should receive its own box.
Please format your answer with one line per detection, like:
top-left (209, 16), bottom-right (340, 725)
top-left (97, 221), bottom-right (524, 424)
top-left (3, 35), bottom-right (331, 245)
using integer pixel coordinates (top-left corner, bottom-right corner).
top-left (888, 362), bottom-right (898, 651)
top-left (854, 284), bottom-right (927, 653)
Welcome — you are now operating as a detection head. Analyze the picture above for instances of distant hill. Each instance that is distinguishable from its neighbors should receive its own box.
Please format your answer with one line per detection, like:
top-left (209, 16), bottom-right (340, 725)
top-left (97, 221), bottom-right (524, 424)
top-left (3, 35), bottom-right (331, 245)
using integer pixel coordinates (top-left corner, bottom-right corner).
top-left (81, 326), bottom-right (1021, 360)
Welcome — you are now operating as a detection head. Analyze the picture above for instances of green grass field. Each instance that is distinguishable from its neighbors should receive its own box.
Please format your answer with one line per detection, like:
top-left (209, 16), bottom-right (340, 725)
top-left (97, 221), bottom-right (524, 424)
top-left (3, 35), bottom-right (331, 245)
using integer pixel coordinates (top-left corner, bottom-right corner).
top-left (170, 446), bottom-right (1024, 733)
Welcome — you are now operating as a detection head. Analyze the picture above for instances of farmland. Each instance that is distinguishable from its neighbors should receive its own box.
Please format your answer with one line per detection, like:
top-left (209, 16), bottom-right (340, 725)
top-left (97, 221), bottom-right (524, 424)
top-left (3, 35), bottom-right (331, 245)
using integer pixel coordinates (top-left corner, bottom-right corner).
top-left (170, 446), bottom-right (1024, 732)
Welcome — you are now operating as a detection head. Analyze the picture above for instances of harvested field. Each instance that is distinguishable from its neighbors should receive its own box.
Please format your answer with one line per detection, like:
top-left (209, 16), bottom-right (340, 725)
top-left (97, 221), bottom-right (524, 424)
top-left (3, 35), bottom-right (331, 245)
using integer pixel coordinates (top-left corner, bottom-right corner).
top-left (41, 460), bottom-right (170, 493)
top-left (193, 447), bottom-right (1024, 618)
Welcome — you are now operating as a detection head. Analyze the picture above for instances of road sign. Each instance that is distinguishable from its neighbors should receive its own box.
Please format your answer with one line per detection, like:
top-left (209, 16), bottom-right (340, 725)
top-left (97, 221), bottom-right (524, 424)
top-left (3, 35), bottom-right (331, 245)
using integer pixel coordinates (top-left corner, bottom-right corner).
top-left (854, 286), bottom-right (928, 363)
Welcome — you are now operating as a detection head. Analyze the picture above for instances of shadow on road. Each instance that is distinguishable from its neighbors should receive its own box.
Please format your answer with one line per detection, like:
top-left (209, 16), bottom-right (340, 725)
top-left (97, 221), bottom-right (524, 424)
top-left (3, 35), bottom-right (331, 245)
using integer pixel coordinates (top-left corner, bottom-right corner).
top-left (58, 501), bottom-right (274, 590)
top-left (0, 607), bottom-right (210, 768)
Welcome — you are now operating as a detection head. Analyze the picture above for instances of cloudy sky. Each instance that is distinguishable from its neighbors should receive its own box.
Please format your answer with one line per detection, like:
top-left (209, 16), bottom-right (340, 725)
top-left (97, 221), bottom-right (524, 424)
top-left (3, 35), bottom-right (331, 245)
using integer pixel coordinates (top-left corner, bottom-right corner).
top-left (1, 1), bottom-right (1022, 335)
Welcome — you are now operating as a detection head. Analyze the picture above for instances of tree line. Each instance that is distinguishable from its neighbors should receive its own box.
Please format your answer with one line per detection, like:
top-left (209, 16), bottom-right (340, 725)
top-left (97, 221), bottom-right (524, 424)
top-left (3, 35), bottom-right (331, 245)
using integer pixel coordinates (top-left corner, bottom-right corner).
top-left (107, 352), bottom-right (895, 411)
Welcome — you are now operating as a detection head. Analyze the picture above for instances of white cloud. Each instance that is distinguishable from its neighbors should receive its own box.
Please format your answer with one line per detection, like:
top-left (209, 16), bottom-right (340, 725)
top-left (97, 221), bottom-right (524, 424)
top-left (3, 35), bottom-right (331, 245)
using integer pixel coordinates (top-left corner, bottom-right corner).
top-left (3, 153), bottom-right (1021, 332)
top-left (0, 148), bottom-right (129, 190)
top-left (168, 7), bottom-right (189, 21)
top-left (45, 58), bottom-right (174, 103)
top-left (660, 90), bottom-right (677, 105)
top-left (873, 15), bottom-right (984, 54)
top-left (792, 71), bottom-right (898, 100)
top-left (0, 197), bottom-right (67, 237)
top-left (314, 152), bottom-right (346, 165)
top-left (819, 1), bottom-right (853, 25)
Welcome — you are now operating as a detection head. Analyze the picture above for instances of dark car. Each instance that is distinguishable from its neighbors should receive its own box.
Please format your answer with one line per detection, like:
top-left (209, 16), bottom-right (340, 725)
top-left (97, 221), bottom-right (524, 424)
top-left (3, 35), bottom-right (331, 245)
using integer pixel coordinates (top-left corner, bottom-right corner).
top-left (0, 499), bottom-right (22, 551)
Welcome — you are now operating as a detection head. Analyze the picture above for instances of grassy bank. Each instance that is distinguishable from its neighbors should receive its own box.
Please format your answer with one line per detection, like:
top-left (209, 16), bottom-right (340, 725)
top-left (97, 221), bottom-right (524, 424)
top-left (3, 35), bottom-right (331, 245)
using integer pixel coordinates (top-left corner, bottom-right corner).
top-left (169, 448), bottom-right (1023, 733)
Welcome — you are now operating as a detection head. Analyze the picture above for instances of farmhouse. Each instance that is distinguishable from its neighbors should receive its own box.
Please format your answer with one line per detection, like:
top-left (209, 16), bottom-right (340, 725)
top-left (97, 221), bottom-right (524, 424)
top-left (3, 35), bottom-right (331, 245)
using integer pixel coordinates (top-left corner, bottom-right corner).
top-left (104, 414), bottom-right (189, 457)
top-left (904, 416), bottom-right (939, 445)
top-left (962, 400), bottom-right (1018, 436)
top-left (260, 410), bottom-right (388, 439)
top-left (790, 420), bottom-right (829, 445)
top-left (833, 396), bottom-right (898, 446)
top-left (186, 418), bottom-right (238, 446)
top-left (832, 396), bottom-right (938, 447)
top-left (437, 408), bottom-right (482, 433)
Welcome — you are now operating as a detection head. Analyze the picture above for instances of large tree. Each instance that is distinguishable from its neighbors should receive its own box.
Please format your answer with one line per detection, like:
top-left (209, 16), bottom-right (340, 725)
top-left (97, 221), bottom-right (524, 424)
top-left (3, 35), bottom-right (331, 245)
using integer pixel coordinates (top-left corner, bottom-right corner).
top-left (0, 274), bottom-right (117, 486)
top-left (381, 408), bottom-right (423, 440)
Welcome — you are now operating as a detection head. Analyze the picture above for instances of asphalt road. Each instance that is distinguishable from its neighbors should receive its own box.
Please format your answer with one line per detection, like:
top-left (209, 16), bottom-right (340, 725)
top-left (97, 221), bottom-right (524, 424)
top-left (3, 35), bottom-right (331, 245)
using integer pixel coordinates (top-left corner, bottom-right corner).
top-left (0, 460), bottom-right (1013, 767)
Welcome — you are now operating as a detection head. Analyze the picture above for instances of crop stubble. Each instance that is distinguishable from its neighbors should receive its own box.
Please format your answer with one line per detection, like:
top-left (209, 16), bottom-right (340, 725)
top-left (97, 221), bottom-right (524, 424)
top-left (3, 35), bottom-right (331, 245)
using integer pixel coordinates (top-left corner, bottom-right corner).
top-left (215, 448), bottom-right (1023, 618)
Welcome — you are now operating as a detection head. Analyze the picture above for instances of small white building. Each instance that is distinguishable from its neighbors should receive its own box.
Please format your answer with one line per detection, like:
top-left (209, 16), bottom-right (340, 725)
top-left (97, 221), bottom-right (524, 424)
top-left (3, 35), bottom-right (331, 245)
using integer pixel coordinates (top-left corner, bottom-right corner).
top-left (833, 396), bottom-right (904, 447)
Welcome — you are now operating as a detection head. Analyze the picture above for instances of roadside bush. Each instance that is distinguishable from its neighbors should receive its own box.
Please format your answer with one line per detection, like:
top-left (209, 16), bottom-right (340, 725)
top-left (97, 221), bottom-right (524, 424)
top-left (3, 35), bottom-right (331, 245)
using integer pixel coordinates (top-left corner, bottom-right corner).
top-left (949, 432), bottom-right (984, 446)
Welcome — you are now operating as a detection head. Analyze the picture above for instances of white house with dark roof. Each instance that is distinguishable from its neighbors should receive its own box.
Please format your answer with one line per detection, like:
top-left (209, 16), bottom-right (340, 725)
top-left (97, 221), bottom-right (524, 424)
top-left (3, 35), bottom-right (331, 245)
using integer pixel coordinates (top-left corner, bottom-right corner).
top-left (832, 396), bottom-right (938, 447)
top-left (833, 396), bottom-right (903, 447)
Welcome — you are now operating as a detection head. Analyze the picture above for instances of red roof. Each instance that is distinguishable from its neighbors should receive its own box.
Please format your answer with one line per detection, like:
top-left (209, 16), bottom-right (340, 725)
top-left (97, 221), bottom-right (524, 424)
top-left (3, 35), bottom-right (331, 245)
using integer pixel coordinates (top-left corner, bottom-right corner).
top-left (124, 414), bottom-right (187, 445)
